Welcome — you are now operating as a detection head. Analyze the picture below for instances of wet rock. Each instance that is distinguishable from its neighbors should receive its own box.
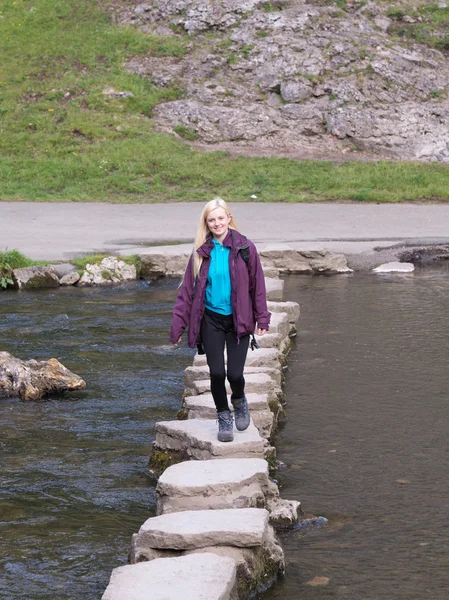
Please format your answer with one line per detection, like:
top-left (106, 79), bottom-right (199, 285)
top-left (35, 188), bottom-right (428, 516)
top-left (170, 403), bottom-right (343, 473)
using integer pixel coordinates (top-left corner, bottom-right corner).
top-left (149, 418), bottom-right (267, 473)
top-left (51, 263), bottom-right (78, 278)
top-left (130, 528), bottom-right (285, 600)
top-left (12, 266), bottom-right (60, 290)
top-left (260, 247), bottom-right (352, 274)
top-left (102, 553), bottom-right (237, 600)
top-left (293, 516), bottom-right (329, 532)
top-left (60, 271), bottom-right (81, 286)
top-left (78, 257), bottom-right (137, 286)
top-left (373, 262), bottom-right (415, 273)
top-left (0, 351), bottom-right (86, 401)
top-left (136, 507), bottom-right (269, 550)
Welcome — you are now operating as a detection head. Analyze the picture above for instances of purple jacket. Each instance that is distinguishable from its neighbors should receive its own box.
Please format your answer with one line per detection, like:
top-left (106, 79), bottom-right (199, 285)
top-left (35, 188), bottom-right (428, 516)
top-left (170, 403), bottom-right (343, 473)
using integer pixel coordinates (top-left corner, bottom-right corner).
top-left (169, 229), bottom-right (271, 348)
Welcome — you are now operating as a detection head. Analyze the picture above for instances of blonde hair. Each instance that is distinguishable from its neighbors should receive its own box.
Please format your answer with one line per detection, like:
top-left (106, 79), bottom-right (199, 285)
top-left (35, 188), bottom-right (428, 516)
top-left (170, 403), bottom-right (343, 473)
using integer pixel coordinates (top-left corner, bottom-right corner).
top-left (192, 197), bottom-right (238, 279)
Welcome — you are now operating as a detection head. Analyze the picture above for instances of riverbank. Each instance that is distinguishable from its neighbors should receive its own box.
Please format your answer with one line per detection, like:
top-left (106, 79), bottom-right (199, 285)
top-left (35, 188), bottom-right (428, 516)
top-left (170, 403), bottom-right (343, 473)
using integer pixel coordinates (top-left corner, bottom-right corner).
top-left (3, 202), bottom-right (449, 270)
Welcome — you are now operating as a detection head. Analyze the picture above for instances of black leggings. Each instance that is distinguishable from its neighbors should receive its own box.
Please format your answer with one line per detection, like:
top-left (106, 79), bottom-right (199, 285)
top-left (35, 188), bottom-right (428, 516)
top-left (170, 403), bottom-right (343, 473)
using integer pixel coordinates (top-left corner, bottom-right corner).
top-left (200, 308), bottom-right (249, 413)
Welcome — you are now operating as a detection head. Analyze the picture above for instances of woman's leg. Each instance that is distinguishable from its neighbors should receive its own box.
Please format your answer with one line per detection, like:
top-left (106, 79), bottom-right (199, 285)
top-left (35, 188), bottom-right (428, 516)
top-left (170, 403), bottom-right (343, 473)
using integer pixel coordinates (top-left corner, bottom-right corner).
top-left (225, 331), bottom-right (249, 401)
top-left (201, 311), bottom-right (229, 413)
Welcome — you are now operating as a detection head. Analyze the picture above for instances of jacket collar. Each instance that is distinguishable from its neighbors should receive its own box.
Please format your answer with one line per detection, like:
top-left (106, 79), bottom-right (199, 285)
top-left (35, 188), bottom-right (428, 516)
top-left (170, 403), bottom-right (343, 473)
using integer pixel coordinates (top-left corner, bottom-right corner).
top-left (196, 229), bottom-right (248, 257)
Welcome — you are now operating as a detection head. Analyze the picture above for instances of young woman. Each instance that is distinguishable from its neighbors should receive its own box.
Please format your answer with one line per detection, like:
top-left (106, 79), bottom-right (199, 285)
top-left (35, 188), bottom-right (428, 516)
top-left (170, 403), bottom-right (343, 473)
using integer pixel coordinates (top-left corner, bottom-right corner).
top-left (170, 198), bottom-right (271, 442)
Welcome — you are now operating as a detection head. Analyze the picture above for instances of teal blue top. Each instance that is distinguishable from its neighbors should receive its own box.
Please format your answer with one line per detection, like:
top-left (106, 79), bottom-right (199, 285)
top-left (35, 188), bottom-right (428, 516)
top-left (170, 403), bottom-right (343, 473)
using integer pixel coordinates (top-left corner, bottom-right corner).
top-left (205, 238), bottom-right (232, 315)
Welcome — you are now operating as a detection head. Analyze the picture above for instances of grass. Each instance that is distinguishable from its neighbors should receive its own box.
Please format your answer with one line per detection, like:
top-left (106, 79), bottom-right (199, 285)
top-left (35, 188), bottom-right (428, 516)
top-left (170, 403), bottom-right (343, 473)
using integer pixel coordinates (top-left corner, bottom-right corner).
top-left (387, 2), bottom-right (449, 52)
top-left (0, 249), bottom-right (41, 287)
top-left (0, 0), bottom-right (449, 203)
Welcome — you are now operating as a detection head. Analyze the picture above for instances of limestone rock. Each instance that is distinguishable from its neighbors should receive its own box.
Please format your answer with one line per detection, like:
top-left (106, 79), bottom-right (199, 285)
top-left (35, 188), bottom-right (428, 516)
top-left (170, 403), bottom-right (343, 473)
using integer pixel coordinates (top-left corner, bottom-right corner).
top-left (373, 262), bottom-right (415, 273)
top-left (184, 365), bottom-right (282, 396)
top-left (156, 458), bottom-right (300, 527)
top-left (12, 266), bottom-right (60, 290)
top-left (191, 372), bottom-right (281, 399)
top-left (139, 249), bottom-right (190, 278)
top-left (78, 257), bottom-right (136, 286)
top-left (264, 277), bottom-right (283, 301)
top-left (136, 507), bottom-right (269, 550)
top-left (60, 271), bottom-right (81, 286)
top-left (51, 263), bottom-right (78, 278)
top-left (102, 553), bottom-right (237, 600)
top-left (193, 347), bottom-right (283, 369)
top-left (130, 528), bottom-right (285, 599)
top-left (0, 351), bottom-right (86, 401)
top-left (260, 247), bottom-right (351, 274)
top-left (150, 418), bottom-right (266, 467)
top-left (267, 301), bottom-right (300, 325)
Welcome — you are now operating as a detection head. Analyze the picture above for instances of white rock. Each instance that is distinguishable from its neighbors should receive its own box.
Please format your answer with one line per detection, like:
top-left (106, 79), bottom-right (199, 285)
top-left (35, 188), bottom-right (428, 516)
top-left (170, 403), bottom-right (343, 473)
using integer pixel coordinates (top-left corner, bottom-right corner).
top-left (267, 301), bottom-right (300, 324)
top-left (265, 277), bottom-right (284, 301)
top-left (154, 418), bottom-right (265, 460)
top-left (192, 372), bottom-right (279, 398)
top-left (373, 262), bottom-right (415, 273)
top-left (60, 271), bottom-right (80, 286)
top-left (12, 266), bottom-right (60, 290)
top-left (193, 347), bottom-right (282, 369)
top-left (102, 553), bottom-right (237, 600)
top-left (78, 257), bottom-right (136, 285)
top-left (156, 458), bottom-right (271, 514)
top-left (136, 508), bottom-right (269, 550)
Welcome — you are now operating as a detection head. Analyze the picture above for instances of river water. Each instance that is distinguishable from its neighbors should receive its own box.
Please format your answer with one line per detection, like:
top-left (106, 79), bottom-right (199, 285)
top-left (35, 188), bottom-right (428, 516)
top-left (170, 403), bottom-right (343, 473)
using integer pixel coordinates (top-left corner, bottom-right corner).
top-left (1, 266), bottom-right (449, 599)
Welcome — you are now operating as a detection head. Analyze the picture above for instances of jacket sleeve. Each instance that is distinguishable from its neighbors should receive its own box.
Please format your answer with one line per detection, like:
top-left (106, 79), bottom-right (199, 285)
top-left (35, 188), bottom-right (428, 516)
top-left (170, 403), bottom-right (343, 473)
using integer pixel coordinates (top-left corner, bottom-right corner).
top-left (169, 254), bottom-right (195, 343)
top-left (248, 241), bottom-right (271, 331)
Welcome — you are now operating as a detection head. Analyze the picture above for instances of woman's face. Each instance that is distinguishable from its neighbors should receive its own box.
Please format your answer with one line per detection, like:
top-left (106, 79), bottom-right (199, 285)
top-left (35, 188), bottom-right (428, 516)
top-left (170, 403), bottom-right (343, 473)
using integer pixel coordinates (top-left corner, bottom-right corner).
top-left (206, 207), bottom-right (231, 238)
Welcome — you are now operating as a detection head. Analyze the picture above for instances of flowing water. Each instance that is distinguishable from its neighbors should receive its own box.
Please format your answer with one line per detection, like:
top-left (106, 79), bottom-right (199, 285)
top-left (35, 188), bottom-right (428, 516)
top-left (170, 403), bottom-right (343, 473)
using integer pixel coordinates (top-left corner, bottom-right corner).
top-left (260, 263), bottom-right (449, 600)
top-left (1, 265), bottom-right (449, 600)
top-left (0, 280), bottom-right (194, 599)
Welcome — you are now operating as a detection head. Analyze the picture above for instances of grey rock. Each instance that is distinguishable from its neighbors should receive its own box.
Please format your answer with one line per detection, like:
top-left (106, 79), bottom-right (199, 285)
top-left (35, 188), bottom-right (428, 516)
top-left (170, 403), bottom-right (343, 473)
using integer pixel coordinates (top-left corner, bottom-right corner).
top-left (12, 266), bottom-right (60, 290)
top-left (51, 263), bottom-right (77, 278)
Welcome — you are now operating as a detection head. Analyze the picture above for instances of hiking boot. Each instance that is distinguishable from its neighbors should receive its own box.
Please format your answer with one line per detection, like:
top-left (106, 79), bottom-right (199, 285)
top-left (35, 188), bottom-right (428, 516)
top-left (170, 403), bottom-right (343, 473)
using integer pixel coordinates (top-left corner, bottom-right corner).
top-left (217, 410), bottom-right (234, 442)
top-left (231, 396), bottom-right (250, 431)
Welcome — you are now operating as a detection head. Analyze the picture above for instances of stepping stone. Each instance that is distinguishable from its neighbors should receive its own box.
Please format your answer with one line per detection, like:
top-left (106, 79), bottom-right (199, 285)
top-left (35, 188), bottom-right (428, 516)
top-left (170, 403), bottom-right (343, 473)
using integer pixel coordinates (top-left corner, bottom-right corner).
top-left (156, 458), bottom-right (271, 515)
top-left (269, 312), bottom-right (290, 339)
top-left (183, 393), bottom-right (275, 439)
top-left (191, 372), bottom-right (280, 398)
top-left (154, 418), bottom-right (265, 461)
top-left (184, 365), bottom-right (282, 394)
top-left (267, 300), bottom-right (300, 325)
top-left (155, 459), bottom-right (301, 528)
top-left (265, 277), bottom-right (284, 301)
top-left (193, 347), bottom-right (283, 369)
top-left (136, 507), bottom-right (270, 550)
top-left (102, 553), bottom-right (237, 600)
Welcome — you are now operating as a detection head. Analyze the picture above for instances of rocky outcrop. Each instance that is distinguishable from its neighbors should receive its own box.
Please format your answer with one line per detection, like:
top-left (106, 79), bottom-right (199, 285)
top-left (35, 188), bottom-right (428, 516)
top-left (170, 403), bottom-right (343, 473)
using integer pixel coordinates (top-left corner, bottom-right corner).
top-left (114, 0), bottom-right (449, 162)
top-left (0, 351), bottom-right (86, 401)
top-left (13, 266), bottom-right (60, 290)
top-left (78, 257), bottom-right (137, 286)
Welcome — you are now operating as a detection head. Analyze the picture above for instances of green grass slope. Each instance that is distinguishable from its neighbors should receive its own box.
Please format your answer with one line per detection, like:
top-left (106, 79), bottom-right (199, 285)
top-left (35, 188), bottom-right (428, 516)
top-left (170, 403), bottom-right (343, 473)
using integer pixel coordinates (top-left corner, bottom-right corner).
top-left (1, 0), bottom-right (449, 202)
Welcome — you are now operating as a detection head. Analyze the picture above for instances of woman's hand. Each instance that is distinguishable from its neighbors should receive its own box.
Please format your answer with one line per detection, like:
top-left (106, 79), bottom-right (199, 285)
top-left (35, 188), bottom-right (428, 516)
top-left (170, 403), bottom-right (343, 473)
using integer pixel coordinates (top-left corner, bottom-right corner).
top-left (257, 329), bottom-right (266, 336)
top-left (172, 336), bottom-right (182, 346)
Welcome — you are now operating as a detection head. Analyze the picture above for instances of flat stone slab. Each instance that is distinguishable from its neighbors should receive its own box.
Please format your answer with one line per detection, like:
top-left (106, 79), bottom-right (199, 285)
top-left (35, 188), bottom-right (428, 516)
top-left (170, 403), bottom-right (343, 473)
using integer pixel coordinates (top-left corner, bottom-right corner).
top-left (267, 301), bottom-right (300, 323)
top-left (265, 277), bottom-right (284, 301)
top-left (185, 366), bottom-right (281, 393)
top-left (155, 418), bottom-right (265, 459)
top-left (269, 312), bottom-right (290, 339)
top-left (373, 261), bottom-right (415, 273)
top-left (192, 372), bottom-right (278, 397)
top-left (193, 347), bottom-right (282, 369)
top-left (157, 458), bottom-right (271, 514)
top-left (183, 393), bottom-right (275, 439)
top-left (184, 393), bottom-right (270, 415)
top-left (102, 553), bottom-right (236, 600)
top-left (137, 508), bottom-right (270, 550)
